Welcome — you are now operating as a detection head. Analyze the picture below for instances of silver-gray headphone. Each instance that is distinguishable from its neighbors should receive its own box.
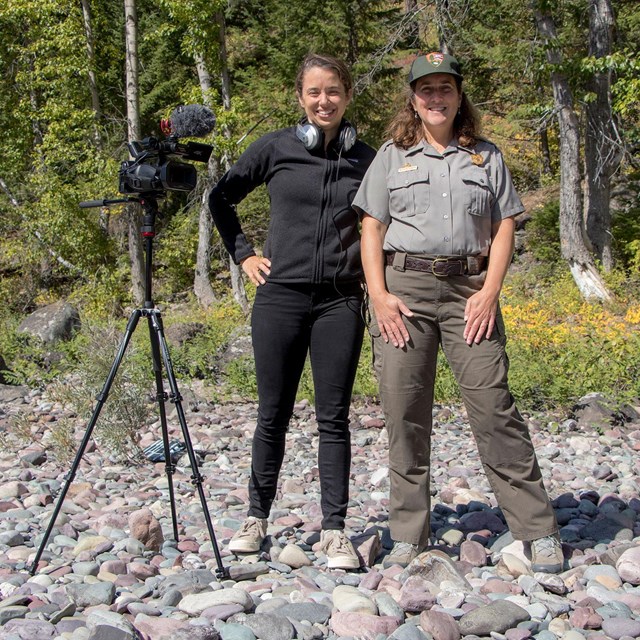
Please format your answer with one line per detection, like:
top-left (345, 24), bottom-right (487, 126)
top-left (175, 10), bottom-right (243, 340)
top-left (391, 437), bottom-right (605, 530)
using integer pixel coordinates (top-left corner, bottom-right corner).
top-left (296, 118), bottom-right (357, 152)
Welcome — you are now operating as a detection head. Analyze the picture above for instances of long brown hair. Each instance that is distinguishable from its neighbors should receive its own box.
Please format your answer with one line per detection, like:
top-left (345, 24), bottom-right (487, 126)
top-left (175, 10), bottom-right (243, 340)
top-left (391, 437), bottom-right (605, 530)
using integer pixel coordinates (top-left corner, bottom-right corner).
top-left (385, 79), bottom-right (481, 150)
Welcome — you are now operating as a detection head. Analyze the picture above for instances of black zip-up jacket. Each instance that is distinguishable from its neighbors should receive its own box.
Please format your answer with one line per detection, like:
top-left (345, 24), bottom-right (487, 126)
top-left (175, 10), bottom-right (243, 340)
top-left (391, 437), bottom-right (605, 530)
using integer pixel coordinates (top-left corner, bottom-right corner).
top-left (209, 124), bottom-right (376, 284)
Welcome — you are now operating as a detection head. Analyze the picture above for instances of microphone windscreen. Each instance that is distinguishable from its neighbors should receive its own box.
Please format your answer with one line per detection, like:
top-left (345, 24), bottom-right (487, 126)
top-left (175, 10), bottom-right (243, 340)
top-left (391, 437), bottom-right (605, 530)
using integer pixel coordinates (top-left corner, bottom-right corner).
top-left (169, 104), bottom-right (217, 138)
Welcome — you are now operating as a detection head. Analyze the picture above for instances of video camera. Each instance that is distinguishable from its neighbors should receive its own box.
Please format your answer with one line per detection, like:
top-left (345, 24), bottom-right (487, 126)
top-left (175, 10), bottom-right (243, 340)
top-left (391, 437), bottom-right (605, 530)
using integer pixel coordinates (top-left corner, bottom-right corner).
top-left (79, 105), bottom-right (216, 211)
top-left (118, 105), bottom-right (216, 196)
top-left (119, 137), bottom-right (213, 195)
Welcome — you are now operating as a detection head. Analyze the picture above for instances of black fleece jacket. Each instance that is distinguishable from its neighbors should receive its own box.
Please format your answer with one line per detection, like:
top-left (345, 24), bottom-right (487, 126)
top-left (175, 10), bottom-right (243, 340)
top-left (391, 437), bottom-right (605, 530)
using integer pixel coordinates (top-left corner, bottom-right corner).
top-left (208, 125), bottom-right (376, 284)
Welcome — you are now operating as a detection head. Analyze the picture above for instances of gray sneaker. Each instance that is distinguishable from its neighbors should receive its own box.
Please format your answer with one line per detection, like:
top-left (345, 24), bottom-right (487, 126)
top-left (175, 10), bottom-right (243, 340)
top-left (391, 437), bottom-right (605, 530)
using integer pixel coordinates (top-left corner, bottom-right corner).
top-left (382, 541), bottom-right (422, 568)
top-left (529, 534), bottom-right (564, 573)
top-left (228, 516), bottom-right (267, 553)
top-left (319, 530), bottom-right (360, 570)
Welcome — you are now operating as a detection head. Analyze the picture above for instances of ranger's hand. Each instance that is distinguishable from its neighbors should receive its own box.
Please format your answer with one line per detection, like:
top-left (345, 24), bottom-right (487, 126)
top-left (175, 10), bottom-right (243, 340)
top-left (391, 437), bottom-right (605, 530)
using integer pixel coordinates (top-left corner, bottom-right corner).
top-left (463, 288), bottom-right (499, 345)
top-left (372, 292), bottom-right (414, 349)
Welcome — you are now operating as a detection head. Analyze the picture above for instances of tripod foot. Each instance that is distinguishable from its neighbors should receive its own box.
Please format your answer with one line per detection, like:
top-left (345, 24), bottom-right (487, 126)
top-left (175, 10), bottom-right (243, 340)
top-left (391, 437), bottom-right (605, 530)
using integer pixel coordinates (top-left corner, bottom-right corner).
top-left (215, 566), bottom-right (230, 579)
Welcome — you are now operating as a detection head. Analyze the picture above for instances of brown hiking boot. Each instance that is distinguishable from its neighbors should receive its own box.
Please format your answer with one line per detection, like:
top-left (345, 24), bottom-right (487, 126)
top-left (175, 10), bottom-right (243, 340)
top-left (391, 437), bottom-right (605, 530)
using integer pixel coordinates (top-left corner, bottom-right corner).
top-left (529, 534), bottom-right (564, 573)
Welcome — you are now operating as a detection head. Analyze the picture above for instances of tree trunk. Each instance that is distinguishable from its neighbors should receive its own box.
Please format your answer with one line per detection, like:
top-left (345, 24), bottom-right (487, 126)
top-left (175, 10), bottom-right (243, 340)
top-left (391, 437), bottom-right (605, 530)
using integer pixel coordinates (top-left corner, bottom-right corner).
top-left (584, 0), bottom-right (619, 272)
top-left (533, 4), bottom-right (611, 302)
top-left (193, 55), bottom-right (219, 308)
top-left (436, 0), bottom-right (452, 52)
top-left (81, 0), bottom-right (108, 234)
top-left (539, 126), bottom-right (553, 176)
top-left (404, 0), bottom-right (420, 46)
top-left (124, 0), bottom-right (145, 305)
top-left (216, 10), bottom-right (249, 315)
top-left (193, 12), bottom-right (249, 314)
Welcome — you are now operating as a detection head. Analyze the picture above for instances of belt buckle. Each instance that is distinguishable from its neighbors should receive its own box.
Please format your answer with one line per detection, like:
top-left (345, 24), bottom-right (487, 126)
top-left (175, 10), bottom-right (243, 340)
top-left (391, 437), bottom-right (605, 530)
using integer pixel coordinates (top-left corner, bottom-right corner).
top-left (431, 258), bottom-right (449, 276)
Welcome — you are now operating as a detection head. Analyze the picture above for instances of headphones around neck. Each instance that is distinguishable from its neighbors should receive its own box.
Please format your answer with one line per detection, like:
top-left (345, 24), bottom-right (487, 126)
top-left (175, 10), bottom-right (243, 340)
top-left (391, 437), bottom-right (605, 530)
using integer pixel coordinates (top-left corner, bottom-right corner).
top-left (296, 118), bottom-right (357, 152)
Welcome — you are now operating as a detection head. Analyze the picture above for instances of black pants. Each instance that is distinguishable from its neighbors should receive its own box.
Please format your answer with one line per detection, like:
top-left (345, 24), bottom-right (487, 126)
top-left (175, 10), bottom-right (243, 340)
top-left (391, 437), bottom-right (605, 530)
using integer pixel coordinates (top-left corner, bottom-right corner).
top-left (247, 281), bottom-right (364, 530)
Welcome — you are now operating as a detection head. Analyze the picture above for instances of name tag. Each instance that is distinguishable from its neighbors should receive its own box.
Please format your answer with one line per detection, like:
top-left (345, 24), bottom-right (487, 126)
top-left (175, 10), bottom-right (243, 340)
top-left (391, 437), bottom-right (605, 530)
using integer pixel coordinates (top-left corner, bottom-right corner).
top-left (398, 163), bottom-right (418, 173)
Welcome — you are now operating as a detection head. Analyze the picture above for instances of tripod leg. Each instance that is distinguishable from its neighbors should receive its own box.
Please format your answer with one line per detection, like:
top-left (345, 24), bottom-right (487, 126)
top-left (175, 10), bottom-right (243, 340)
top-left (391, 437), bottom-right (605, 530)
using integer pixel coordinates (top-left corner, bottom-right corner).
top-left (150, 311), bottom-right (229, 579)
top-left (145, 312), bottom-right (180, 542)
top-left (30, 310), bottom-right (143, 575)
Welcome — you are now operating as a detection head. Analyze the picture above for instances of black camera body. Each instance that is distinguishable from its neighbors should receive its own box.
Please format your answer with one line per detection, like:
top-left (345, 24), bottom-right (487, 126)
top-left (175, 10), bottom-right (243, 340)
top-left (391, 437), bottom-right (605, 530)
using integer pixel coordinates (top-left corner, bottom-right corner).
top-left (118, 136), bottom-right (213, 195)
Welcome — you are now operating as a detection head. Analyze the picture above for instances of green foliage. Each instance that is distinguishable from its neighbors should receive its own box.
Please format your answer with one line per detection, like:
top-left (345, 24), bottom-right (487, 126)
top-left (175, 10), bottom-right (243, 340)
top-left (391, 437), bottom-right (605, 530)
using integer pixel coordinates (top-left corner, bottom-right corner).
top-left (0, 313), bottom-right (78, 388)
top-left (221, 355), bottom-right (258, 401)
top-left (44, 321), bottom-right (156, 462)
top-left (523, 200), bottom-right (562, 266)
top-left (44, 418), bottom-right (77, 465)
top-left (153, 201), bottom-right (200, 296)
top-left (0, 0), bottom-right (639, 416)
top-left (168, 311), bottom-right (242, 375)
top-left (611, 169), bottom-right (640, 273)
top-left (501, 273), bottom-right (640, 409)
top-left (68, 266), bottom-right (130, 321)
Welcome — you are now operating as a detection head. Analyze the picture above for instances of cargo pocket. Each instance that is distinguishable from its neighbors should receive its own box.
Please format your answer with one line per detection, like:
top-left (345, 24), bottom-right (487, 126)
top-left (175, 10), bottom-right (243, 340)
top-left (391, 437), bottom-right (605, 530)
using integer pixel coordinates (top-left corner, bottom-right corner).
top-left (367, 299), bottom-right (383, 381)
top-left (462, 167), bottom-right (493, 217)
top-left (388, 168), bottom-right (430, 218)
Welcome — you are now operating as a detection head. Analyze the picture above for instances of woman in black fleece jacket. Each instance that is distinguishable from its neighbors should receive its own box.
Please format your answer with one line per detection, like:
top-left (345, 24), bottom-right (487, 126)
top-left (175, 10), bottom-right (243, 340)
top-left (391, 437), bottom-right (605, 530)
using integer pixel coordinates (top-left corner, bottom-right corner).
top-left (208, 53), bottom-right (375, 569)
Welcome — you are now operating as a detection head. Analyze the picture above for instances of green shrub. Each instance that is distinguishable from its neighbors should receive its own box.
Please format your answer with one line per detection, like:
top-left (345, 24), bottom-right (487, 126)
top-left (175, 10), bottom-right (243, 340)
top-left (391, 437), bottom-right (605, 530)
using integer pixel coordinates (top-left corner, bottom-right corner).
top-left (501, 275), bottom-right (640, 408)
top-left (524, 200), bottom-right (561, 265)
top-left (0, 315), bottom-right (79, 388)
top-left (45, 322), bottom-right (156, 462)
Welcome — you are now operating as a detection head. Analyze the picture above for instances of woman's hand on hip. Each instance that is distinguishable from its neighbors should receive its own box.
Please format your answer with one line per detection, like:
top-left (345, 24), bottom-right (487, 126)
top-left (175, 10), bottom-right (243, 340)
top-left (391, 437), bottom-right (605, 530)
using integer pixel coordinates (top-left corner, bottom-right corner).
top-left (372, 293), bottom-right (414, 349)
top-left (463, 288), bottom-right (499, 345)
top-left (242, 255), bottom-right (272, 286)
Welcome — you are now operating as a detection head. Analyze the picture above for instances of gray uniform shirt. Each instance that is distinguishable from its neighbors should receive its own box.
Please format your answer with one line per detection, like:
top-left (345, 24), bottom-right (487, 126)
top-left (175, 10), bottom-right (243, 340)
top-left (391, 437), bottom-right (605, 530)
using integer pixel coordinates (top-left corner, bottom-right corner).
top-left (352, 138), bottom-right (524, 256)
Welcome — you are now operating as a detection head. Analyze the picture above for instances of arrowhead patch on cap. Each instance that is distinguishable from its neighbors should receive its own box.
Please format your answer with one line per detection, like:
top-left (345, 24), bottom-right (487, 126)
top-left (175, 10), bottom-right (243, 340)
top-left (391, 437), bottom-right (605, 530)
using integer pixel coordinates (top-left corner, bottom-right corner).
top-left (426, 52), bottom-right (444, 67)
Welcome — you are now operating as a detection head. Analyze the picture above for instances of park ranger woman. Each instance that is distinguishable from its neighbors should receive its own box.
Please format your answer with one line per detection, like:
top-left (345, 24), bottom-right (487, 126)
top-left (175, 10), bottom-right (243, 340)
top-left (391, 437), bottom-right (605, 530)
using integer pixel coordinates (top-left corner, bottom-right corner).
top-left (353, 52), bottom-right (563, 572)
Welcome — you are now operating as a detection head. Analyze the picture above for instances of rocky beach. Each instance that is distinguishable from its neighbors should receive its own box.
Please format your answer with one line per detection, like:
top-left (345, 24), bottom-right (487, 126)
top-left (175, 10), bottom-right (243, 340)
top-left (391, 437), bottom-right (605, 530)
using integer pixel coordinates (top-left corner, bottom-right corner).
top-left (1, 383), bottom-right (640, 640)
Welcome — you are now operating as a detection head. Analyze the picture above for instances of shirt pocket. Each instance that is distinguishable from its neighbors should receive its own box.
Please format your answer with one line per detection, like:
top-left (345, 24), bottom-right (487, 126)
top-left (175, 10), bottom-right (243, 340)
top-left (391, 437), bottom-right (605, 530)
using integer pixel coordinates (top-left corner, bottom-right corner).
top-left (388, 168), bottom-right (430, 218)
top-left (462, 167), bottom-right (493, 217)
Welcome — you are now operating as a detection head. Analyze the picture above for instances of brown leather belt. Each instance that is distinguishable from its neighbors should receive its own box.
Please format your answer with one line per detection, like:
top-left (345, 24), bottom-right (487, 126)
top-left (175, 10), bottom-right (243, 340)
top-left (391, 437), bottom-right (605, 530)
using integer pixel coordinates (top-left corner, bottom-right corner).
top-left (385, 252), bottom-right (486, 276)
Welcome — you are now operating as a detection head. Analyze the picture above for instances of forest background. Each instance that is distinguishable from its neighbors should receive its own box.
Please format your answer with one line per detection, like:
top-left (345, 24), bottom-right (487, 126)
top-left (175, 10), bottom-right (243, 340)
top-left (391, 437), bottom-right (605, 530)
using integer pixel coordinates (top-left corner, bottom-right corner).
top-left (0, 0), bottom-right (639, 438)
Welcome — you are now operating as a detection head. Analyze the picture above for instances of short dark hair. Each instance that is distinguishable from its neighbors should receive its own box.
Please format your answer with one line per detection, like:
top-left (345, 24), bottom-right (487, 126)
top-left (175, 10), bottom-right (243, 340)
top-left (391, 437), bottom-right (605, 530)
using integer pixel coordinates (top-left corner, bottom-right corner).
top-left (295, 53), bottom-right (353, 96)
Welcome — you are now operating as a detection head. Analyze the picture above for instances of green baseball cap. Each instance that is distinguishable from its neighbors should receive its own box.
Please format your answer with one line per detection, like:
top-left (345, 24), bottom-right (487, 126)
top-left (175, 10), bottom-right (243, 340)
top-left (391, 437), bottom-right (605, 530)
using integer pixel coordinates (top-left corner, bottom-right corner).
top-left (408, 52), bottom-right (463, 83)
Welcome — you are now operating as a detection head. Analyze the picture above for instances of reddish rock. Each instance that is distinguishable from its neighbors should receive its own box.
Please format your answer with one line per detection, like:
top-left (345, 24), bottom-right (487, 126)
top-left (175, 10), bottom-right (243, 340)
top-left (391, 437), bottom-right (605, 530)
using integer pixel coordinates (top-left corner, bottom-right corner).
top-left (114, 574), bottom-right (140, 588)
top-left (377, 576), bottom-right (402, 599)
top-left (398, 575), bottom-right (437, 612)
top-left (569, 606), bottom-right (603, 630)
top-left (128, 508), bottom-right (164, 552)
top-left (330, 612), bottom-right (400, 638)
top-left (128, 562), bottom-right (159, 580)
top-left (460, 540), bottom-right (488, 567)
top-left (134, 612), bottom-right (190, 640)
top-left (419, 609), bottom-right (461, 640)
top-left (95, 513), bottom-right (129, 530)
top-left (480, 579), bottom-right (520, 595)
top-left (353, 531), bottom-right (382, 568)
top-left (48, 566), bottom-right (73, 579)
top-left (273, 514), bottom-right (304, 527)
top-left (360, 570), bottom-right (383, 591)
top-left (176, 539), bottom-right (200, 553)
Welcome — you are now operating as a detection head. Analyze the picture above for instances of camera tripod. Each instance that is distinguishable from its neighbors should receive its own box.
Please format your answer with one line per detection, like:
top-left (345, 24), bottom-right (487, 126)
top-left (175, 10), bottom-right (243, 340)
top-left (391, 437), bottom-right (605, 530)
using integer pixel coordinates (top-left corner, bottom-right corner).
top-left (30, 196), bottom-right (229, 578)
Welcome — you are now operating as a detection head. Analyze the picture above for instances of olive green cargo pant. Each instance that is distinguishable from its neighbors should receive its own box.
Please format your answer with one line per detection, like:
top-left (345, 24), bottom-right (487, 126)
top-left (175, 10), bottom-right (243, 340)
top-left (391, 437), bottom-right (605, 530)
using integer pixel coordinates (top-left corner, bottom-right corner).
top-left (373, 265), bottom-right (558, 548)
